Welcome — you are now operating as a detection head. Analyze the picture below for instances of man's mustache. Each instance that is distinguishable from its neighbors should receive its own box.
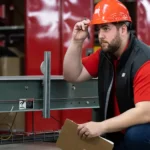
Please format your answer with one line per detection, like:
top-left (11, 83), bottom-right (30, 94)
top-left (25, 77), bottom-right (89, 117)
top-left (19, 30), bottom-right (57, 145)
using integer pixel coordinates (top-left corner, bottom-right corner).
top-left (99, 40), bottom-right (108, 44)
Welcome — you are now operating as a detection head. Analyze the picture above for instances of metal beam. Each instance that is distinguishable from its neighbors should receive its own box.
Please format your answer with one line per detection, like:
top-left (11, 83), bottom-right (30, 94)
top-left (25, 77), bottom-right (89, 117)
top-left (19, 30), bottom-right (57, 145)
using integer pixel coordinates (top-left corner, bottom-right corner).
top-left (43, 51), bottom-right (51, 118)
top-left (0, 51), bottom-right (100, 118)
top-left (0, 76), bottom-right (99, 113)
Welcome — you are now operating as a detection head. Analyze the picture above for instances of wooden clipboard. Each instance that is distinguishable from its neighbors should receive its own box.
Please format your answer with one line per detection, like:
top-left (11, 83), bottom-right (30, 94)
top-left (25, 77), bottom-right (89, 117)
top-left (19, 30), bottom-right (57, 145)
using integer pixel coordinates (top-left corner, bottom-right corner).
top-left (56, 119), bottom-right (114, 150)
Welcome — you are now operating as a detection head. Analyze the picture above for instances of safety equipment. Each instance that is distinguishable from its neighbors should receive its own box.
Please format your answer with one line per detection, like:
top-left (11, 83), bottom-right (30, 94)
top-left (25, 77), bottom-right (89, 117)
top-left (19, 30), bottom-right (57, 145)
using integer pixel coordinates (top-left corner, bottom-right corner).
top-left (90, 0), bottom-right (132, 25)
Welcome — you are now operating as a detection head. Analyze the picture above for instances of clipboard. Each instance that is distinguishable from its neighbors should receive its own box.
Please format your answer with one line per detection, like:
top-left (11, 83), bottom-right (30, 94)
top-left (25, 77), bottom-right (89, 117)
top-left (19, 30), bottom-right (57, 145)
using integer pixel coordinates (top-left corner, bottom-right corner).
top-left (56, 119), bottom-right (114, 150)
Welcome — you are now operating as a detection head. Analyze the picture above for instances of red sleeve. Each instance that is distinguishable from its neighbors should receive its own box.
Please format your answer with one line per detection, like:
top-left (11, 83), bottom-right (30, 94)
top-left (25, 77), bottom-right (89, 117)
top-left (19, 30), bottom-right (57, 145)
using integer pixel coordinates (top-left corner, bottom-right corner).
top-left (82, 50), bottom-right (100, 77)
top-left (134, 61), bottom-right (150, 104)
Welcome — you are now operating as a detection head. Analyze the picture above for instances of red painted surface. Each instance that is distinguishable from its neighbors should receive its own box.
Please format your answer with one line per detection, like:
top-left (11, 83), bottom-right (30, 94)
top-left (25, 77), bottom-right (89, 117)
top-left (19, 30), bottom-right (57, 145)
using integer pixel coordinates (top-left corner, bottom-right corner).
top-left (60, 0), bottom-right (94, 125)
top-left (25, 0), bottom-right (94, 132)
top-left (62, 0), bottom-right (94, 57)
top-left (25, 0), bottom-right (62, 132)
top-left (25, 0), bottom-right (62, 75)
top-left (137, 0), bottom-right (150, 45)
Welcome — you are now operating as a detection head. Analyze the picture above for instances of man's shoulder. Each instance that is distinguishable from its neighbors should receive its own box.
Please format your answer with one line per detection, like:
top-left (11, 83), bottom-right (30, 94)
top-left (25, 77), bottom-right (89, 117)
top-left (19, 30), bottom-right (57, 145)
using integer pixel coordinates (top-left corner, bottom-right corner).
top-left (131, 39), bottom-right (150, 77)
top-left (135, 38), bottom-right (150, 54)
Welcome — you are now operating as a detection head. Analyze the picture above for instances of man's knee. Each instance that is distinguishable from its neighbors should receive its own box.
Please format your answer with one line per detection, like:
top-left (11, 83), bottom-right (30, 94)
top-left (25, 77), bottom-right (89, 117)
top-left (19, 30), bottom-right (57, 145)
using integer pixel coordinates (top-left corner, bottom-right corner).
top-left (124, 124), bottom-right (150, 147)
top-left (125, 125), bottom-right (142, 143)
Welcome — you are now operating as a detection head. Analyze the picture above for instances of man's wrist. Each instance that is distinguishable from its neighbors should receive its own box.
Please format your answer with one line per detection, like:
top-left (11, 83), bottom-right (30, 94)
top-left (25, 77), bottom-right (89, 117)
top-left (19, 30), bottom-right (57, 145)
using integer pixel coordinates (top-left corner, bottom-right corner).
top-left (98, 121), bottom-right (108, 135)
top-left (70, 38), bottom-right (84, 45)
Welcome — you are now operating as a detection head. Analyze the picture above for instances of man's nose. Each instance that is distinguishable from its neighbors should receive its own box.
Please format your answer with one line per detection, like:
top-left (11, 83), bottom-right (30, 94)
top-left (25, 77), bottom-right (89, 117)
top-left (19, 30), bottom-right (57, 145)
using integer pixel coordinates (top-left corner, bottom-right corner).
top-left (98, 30), bottom-right (105, 39)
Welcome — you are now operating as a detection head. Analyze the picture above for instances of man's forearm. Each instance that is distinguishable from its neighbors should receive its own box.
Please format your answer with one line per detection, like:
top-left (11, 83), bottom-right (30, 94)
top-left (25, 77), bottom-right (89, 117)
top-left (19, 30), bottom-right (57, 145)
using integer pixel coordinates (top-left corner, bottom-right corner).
top-left (63, 40), bottom-right (83, 81)
top-left (101, 107), bottom-right (150, 133)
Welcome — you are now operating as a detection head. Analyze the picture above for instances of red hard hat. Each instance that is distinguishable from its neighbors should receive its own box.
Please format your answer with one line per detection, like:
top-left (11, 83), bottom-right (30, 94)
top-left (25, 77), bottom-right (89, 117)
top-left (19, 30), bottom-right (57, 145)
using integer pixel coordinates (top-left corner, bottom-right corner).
top-left (90, 0), bottom-right (132, 25)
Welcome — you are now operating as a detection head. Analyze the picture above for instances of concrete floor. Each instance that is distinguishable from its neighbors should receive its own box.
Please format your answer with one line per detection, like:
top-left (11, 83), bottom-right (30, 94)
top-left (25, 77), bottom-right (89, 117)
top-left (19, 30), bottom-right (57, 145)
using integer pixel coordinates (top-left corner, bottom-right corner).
top-left (0, 142), bottom-right (61, 150)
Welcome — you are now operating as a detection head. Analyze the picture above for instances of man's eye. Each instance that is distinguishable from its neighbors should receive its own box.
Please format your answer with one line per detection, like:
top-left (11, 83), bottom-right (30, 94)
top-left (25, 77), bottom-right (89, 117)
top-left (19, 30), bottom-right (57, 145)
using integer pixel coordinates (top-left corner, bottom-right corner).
top-left (103, 27), bottom-right (109, 31)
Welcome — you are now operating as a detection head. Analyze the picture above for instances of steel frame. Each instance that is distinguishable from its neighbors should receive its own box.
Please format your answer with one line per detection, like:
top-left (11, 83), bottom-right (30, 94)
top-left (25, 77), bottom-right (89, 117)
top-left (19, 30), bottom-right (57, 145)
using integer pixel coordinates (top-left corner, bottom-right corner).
top-left (0, 52), bottom-right (99, 118)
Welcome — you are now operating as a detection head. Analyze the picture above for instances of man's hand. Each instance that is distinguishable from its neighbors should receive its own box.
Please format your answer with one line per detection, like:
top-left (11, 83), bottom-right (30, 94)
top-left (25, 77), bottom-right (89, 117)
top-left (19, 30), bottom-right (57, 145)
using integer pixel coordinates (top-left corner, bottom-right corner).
top-left (77, 121), bottom-right (106, 139)
top-left (72, 19), bottom-right (90, 43)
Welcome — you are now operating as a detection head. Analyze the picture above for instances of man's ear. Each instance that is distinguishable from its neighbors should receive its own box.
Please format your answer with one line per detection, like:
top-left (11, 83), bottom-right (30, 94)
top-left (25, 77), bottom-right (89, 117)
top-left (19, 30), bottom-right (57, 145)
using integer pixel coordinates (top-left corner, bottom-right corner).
top-left (120, 24), bottom-right (128, 35)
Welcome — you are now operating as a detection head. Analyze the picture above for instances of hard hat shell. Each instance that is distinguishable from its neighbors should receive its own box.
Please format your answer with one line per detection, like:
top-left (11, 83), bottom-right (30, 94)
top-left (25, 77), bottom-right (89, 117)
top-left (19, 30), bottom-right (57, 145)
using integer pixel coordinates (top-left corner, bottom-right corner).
top-left (90, 0), bottom-right (132, 25)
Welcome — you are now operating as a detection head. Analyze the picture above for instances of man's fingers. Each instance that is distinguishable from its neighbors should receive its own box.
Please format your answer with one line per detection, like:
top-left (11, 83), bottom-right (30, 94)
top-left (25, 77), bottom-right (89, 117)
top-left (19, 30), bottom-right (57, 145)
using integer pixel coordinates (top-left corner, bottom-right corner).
top-left (84, 131), bottom-right (90, 136)
top-left (77, 124), bottom-right (84, 130)
top-left (77, 124), bottom-right (84, 135)
top-left (82, 20), bottom-right (90, 30)
top-left (78, 127), bottom-right (86, 137)
top-left (77, 124), bottom-right (89, 137)
top-left (76, 22), bottom-right (86, 31)
top-left (83, 18), bottom-right (90, 24)
top-left (75, 20), bottom-right (90, 31)
top-left (82, 22), bottom-right (85, 31)
top-left (81, 133), bottom-right (87, 140)
top-left (86, 134), bottom-right (93, 139)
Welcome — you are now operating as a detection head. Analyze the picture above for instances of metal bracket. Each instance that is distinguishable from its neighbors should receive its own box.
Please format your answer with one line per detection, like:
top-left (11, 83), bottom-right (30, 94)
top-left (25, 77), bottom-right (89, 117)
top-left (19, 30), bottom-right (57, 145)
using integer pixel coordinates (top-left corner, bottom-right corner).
top-left (43, 51), bottom-right (51, 118)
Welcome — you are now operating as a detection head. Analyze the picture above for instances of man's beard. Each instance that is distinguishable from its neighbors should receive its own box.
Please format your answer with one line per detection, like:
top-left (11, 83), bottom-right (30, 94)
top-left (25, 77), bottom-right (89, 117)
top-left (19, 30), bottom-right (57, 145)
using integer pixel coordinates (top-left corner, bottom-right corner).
top-left (99, 33), bottom-right (122, 54)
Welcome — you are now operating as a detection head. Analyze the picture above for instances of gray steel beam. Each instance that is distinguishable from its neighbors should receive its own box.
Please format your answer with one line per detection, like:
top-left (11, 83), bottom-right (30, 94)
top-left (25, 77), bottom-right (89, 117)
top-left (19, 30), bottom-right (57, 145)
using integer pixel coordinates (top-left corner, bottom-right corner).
top-left (0, 76), bottom-right (99, 113)
top-left (43, 51), bottom-right (51, 118)
top-left (0, 52), bottom-right (100, 118)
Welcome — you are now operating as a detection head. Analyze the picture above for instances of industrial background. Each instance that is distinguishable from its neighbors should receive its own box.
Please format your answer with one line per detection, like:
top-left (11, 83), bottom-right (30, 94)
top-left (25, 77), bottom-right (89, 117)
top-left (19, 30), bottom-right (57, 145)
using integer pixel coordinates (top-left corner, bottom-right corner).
top-left (0, 0), bottom-right (149, 149)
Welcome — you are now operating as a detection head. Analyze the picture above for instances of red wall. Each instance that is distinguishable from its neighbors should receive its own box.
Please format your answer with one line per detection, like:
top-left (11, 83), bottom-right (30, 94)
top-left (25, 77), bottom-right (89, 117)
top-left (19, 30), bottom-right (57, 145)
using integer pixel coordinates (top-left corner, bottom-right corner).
top-left (137, 0), bottom-right (150, 45)
top-left (25, 0), bottom-right (94, 132)
top-left (60, 0), bottom-right (94, 125)
top-left (25, 0), bottom-right (62, 132)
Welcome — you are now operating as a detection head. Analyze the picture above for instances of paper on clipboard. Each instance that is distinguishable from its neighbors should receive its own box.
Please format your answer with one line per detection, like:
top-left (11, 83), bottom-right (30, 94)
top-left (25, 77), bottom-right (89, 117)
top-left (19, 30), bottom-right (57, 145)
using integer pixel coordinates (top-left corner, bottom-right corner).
top-left (56, 119), bottom-right (114, 150)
